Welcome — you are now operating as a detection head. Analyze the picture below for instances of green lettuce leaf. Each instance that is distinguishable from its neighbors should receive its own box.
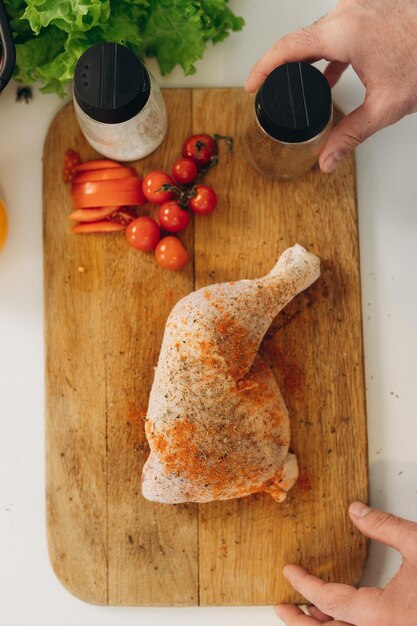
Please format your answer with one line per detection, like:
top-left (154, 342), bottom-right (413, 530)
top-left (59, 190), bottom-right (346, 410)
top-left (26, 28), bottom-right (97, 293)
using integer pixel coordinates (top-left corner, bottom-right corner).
top-left (104, 1), bottom-right (148, 53)
top-left (142, 0), bottom-right (206, 75)
top-left (21, 0), bottom-right (111, 35)
top-left (142, 0), bottom-right (245, 75)
top-left (3, 0), bottom-right (244, 96)
top-left (202, 0), bottom-right (245, 44)
top-left (14, 26), bottom-right (67, 84)
top-left (36, 30), bottom-right (102, 95)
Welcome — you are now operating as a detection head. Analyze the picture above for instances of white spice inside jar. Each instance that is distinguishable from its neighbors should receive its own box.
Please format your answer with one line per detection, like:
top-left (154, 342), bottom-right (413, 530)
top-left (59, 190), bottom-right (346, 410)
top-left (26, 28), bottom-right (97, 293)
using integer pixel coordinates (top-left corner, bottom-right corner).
top-left (73, 42), bottom-right (167, 162)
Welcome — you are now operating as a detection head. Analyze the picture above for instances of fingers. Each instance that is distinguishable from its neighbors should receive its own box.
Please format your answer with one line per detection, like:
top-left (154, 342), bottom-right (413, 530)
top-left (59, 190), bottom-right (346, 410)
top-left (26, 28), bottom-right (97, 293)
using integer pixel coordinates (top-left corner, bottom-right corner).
top-left (244, 23), bottom-right (328, 93)
top-left (349, 501), bottom-right (417, 560)
top-left (319, 94), bottom-right (393, 172)
top-left (275, 604), bottom-right (321, 625)
top-left (283, 564), bottom-right (383, 625)
top-left (283, 565), bottom-right (358, 623)
top-left (307, 605), bottom-right (332, 622)
top-left (275, 603), bottom-right (354, 625)
top-left (324, 61), bottom-right (349, 88)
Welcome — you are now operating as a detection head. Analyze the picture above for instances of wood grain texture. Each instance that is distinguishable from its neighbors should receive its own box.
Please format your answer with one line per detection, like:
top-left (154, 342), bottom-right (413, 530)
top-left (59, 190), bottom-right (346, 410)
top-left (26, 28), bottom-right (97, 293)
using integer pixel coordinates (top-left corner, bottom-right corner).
top-left (44, 88), bottom-right (368, 607)
top-left (44, 91), bottom-right (198, 606)
top-left (193, 90), bottom-right (368, 605)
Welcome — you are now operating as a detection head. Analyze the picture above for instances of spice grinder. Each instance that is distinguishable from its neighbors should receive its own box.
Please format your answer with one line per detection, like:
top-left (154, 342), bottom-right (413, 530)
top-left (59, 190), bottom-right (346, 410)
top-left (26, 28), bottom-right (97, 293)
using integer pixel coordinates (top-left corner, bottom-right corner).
top-left (73, 42), bottom-right (167, 160)
top-left (0, 0), bottom-right (15, 94)
top-left (242, 62), bottom-right (332, 180)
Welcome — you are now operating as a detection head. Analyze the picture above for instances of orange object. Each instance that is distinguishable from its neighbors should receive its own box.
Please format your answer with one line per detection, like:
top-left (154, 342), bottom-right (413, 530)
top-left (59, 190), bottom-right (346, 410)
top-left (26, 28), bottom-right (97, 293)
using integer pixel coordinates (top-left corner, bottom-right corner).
top-left (0, 199), bottom-right (8, 251)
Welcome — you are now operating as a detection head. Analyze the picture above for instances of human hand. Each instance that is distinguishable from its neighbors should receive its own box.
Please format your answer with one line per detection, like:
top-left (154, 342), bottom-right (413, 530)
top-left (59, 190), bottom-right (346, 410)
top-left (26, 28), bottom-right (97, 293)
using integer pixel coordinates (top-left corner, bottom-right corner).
top-left (245, 0), bottom-right (417, 173)
top-left (275, 502), bottom-right (417, 626)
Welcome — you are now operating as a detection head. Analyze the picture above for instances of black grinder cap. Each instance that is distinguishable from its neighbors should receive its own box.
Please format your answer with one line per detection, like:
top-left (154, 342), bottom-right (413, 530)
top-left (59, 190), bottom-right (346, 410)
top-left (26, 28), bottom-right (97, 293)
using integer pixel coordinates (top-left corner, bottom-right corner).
top-left (255, 62), bottom-right (332, 143)
top-left (74, 42), bottom-right (150, 124)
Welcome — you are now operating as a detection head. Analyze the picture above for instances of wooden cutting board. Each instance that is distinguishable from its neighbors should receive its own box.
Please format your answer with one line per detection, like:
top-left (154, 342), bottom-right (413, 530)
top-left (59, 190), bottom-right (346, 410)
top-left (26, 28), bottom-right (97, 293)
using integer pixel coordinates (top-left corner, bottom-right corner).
top-left (43, 88), bottom-right (368, 607)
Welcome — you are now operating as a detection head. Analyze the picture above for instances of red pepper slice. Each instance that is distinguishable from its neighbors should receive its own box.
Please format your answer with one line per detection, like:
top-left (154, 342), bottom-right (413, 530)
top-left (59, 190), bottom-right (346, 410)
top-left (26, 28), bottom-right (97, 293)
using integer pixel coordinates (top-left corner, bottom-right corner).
top-left (74, 159), bottom-right (123, 172)
top-left (72, 189), bottom-right (146, 209)
top-left (71, 176), bottom-right (143, 196)
top-left (72, 221), bottom-right (126, 234)
top-left (72, 167), bottom-right (136, 183)
top-left (69, 206), bottom-right (120, 222)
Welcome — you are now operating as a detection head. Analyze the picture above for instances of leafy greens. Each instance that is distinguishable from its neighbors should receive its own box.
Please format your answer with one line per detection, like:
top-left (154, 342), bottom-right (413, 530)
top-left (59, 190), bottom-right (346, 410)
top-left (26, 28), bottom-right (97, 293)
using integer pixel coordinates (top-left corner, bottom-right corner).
top-left (4, 0), bottom-right (244, 96)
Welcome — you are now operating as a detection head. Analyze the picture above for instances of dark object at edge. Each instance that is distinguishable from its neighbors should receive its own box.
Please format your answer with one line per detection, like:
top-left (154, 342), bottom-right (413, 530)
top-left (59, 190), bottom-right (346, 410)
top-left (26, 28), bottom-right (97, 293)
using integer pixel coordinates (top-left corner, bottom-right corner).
top-left (0, 0), bottom-right (16, 94)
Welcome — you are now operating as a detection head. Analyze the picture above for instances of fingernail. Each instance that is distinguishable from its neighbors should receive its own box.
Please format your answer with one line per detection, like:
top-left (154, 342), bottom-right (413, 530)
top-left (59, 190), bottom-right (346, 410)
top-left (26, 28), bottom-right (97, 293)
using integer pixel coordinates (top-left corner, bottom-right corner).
top-left (322, 151), bottom-right (345, 173)
top-left (349, 501), bottom-right (372, 517)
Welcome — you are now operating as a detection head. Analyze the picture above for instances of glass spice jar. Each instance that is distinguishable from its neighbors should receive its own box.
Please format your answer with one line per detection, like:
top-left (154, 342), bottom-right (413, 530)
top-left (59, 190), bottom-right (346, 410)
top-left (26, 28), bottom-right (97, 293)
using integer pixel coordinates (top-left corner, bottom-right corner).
top-left (242, 62), bottom-right (332, 181)
top-left (73, 43), bottom-right (167, 162)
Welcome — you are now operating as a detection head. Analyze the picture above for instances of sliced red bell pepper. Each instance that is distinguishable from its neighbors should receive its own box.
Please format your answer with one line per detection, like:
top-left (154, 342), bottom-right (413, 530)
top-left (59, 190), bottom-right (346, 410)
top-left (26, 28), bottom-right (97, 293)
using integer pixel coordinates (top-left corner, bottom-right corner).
top-left (72, 190), bottom-right (146, 209)
top-left (72, 167), bottom-right (137, 184)
top-left (72, 221), bottom-right (126, 233)
top-left (74, 159), bottom-right (123, 172)
top-left (69, 206), bottom-right (120, 222)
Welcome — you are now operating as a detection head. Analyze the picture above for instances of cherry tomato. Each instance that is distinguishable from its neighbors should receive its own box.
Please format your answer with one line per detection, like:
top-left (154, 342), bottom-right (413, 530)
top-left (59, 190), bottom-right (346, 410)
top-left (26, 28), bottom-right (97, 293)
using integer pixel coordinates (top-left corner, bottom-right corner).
top-left (182, 134), bottom-right (216, 166)
top-left (188, 185), bottom-right (217, 215)
top-left (72, 221), bottom-right (125, 234)
top-left (158, 201), bottom-right (190, 233)
top-left (72, 190), bottom-right (146, 209)
top-left (72, 166), bottom-right (136, 183)
top-left (142, 171), bottom-right (175, 204)
top-left (63, 149), bottom-right (81, 183)
top-left (171, 158), bottom-right (198, 185)
top-left (74, 159), bottom-right (122, 172)
top-left (126, 216), bottom-right (161, 252)
top-left (155, 236), bottom-right (189, 270)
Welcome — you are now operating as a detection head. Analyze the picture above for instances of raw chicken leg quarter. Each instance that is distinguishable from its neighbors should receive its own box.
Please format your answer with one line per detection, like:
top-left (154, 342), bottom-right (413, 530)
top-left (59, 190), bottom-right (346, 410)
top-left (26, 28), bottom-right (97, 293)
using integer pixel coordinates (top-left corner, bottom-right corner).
top-left (142, 244), bottom-right (320, 504)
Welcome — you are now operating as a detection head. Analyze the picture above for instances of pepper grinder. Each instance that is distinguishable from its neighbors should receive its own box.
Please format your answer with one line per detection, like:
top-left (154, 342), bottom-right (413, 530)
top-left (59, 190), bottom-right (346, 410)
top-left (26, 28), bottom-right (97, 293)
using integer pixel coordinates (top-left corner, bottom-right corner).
top-left (242, 62), bottom-right (333, 181)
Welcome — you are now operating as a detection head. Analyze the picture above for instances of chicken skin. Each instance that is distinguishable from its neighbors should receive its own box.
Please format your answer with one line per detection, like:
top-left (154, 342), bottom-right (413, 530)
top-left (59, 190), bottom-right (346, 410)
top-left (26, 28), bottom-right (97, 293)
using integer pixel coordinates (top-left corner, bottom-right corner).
top-left (142, 244), bottom-right (320, 504)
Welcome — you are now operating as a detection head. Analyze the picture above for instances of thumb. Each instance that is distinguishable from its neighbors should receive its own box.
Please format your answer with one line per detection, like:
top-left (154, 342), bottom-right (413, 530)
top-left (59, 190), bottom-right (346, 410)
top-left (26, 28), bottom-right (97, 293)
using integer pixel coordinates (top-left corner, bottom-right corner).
top-left (349, 502), bottom-right (417, 560)
top-left (319, 95), bottom-right (392, 173)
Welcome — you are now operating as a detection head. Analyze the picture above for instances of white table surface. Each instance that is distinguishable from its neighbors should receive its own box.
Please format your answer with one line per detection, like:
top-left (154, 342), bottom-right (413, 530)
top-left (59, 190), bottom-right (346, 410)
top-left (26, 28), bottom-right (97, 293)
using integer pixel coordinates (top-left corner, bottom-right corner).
top-left (1, 1), bottom-right (416, 624)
